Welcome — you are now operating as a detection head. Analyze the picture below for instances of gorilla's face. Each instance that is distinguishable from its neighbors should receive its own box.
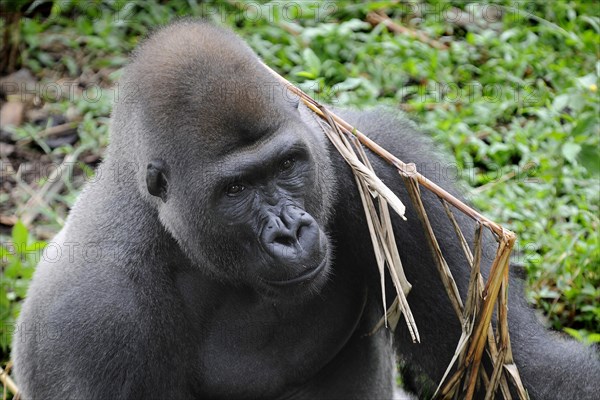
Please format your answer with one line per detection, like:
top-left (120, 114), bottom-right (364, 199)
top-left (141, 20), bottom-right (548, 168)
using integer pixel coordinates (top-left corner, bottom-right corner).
top-left (144, 97), bottom-right (335, 298)
top-left (209, 128), bottom-right (331, 294)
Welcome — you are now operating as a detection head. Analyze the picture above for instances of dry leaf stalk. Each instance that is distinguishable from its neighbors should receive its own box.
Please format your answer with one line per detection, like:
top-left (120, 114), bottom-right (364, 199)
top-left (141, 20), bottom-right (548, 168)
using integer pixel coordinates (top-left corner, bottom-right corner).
top-left (263, 63), bottom-right (528, 400)
top-left (0, 365), bottom-right (18, 398)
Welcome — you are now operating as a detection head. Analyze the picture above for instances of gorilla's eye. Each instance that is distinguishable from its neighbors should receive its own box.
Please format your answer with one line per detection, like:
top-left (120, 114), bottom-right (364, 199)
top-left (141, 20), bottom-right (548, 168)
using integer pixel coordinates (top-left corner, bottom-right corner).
top-left (226, 184), bottom-right (246, 196)
top-left (280, 157), bottom-right (296, 172)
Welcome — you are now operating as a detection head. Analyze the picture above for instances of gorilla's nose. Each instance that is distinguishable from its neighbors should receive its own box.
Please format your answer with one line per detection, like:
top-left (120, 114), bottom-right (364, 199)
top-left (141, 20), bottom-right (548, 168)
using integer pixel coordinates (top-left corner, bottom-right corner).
top-left (261, 206), bottom-right (322, 264)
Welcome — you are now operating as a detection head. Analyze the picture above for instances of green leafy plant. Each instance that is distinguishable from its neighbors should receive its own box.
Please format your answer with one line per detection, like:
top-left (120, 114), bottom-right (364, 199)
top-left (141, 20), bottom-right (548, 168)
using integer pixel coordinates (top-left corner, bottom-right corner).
top-left (0, 222), bottom-right (46, 358)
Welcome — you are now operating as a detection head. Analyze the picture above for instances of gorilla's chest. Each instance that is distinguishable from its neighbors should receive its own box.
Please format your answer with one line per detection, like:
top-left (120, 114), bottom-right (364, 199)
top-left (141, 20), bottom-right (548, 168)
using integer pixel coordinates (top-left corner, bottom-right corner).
top-left (175, 271), bottom-right (367, 397)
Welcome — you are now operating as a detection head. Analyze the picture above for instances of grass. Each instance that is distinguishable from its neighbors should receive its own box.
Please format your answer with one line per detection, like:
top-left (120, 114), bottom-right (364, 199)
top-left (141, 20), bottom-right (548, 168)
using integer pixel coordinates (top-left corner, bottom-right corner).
top-left (1, 0), bottom-right (599, 367)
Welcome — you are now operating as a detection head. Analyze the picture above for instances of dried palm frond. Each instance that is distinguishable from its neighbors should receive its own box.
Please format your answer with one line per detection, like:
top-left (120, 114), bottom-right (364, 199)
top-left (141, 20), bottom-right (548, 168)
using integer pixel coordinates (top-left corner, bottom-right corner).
top-left (263, 63), bottom-right (529, 400)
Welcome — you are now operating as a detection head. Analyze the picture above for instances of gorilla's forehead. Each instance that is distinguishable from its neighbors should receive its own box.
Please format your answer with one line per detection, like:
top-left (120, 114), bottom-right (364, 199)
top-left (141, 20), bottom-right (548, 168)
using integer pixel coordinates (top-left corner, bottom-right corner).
top-left (139, 79), bottom-right (295, 154)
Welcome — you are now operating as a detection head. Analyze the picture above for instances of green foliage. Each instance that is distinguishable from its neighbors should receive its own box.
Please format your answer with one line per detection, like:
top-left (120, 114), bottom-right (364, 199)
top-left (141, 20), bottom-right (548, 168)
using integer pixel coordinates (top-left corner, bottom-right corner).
top-left (0, 222), bottom-right (45, 356)
top-left (563, 327), bottom-right (600, 345)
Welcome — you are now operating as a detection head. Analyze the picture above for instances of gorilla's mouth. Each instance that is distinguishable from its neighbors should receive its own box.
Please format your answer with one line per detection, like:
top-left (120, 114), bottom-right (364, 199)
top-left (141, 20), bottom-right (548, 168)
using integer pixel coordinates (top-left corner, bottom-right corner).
top-left (263, 256), bottom-right (328, 287)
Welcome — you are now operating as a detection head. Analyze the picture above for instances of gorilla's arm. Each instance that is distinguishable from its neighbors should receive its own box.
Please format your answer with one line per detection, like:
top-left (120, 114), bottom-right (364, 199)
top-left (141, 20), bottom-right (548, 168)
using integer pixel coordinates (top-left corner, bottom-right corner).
top-left (335, 108), bottom-right (600, 399)
top-left (10, 183), bottom-right (198, 399)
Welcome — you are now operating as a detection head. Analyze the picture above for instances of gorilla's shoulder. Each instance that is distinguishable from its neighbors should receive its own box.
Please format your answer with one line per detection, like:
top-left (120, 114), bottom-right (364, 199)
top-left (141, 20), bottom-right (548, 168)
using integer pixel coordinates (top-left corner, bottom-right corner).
top-left (334, 107), bottom-right (444, 165)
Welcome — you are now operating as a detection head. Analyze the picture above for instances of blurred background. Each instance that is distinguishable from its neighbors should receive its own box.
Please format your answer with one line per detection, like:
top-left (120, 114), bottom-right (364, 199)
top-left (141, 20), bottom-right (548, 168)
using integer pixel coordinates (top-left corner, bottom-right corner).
top-left (1, 0), bottom-right (598, 375)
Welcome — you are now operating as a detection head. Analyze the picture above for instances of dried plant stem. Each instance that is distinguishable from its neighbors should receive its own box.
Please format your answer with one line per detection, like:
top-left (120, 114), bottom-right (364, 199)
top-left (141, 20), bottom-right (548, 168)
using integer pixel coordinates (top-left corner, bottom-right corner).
top-left (401, 175), bottom-right (464, 319)
top-left (316, 106), bottom-right (419, 342)
top-left (0, 366), bottom-right (18, 398)
top-left (262, 62), bottom-right (526, 400)
top-left (366, 11), bottom-right (449, 50)
top-left (265, 67), bottom-right (512, 244)
top-left (17, 121), bottom-right (79, 146)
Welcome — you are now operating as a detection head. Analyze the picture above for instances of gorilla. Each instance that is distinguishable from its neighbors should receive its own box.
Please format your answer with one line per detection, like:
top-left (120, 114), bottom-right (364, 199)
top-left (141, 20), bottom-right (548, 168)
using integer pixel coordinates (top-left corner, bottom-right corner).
top-left (12, 20), bottom-right (600, 400)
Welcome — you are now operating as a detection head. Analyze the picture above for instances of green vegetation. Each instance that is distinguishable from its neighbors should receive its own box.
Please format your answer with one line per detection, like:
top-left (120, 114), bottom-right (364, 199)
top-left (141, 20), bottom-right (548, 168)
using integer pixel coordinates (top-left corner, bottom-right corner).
top-left (1, 0), bottom-right (599, 366)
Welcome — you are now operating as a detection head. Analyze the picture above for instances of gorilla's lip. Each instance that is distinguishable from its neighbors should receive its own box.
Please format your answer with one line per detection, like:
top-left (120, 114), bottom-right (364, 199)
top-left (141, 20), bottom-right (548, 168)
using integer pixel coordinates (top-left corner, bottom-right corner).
top-left (263, 257), bottom-right (328, 287)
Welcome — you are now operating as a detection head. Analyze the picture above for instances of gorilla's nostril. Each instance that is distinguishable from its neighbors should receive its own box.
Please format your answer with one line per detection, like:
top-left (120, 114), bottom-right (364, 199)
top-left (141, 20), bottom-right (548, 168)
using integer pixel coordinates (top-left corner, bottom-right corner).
top-left (274, 235), bottom-right (295, 247)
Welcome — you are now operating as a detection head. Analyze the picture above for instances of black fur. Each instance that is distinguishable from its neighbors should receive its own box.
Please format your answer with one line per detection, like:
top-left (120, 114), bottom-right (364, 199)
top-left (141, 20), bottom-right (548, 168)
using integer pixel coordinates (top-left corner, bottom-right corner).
top-left (12, 21), bottom-right (600, 400)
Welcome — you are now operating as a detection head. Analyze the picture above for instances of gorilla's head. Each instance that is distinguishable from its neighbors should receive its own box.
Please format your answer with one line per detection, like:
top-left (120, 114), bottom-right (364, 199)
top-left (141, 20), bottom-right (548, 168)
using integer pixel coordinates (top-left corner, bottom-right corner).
top-left (110, 21), bottom-right (336, 297)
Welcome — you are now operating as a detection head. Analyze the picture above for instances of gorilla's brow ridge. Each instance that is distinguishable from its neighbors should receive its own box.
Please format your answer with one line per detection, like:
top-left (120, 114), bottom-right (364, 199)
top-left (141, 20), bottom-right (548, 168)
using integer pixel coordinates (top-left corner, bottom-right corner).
top-left (228, 114), bottom-right (286, 148)
top-left (217, 140), bottom-right (308, 184)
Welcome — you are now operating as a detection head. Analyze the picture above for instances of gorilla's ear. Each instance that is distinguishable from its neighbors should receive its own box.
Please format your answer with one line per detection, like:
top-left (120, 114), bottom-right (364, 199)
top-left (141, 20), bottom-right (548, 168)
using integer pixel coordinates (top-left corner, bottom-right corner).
top-left (146, 159), bottom-right (169, 202)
